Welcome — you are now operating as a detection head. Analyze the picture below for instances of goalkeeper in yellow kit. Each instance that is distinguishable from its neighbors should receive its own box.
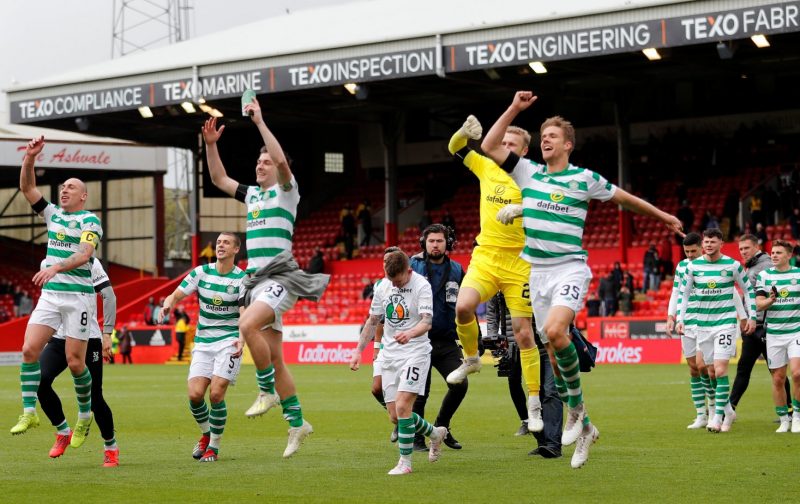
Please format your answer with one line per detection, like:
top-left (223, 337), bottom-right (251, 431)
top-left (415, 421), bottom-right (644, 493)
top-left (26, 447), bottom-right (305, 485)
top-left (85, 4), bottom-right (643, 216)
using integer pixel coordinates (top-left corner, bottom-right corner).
top-left (445, 116), bottom-right (543, 432)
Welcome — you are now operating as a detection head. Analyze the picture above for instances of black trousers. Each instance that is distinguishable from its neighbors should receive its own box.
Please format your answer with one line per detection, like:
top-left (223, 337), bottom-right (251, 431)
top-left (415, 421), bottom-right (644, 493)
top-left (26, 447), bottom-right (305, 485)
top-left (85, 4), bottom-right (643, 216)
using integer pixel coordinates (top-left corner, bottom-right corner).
top-left (413, 338), bottom-right (468, 429)
top-left (730, 325), bottom-right (791, 409)
top-left (38, 338), bottom-right (115, 441)
top-left (509, 344), bottom-right (563, 453)
top-left (176, 332), bottom-right (186, 361)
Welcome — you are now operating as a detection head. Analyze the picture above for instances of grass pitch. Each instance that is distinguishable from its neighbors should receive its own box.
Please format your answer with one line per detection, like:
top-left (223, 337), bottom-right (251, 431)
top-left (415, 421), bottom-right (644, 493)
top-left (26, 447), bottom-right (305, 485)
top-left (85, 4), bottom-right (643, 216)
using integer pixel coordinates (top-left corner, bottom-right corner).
top-left (0, 363), bottom-right (793, 503)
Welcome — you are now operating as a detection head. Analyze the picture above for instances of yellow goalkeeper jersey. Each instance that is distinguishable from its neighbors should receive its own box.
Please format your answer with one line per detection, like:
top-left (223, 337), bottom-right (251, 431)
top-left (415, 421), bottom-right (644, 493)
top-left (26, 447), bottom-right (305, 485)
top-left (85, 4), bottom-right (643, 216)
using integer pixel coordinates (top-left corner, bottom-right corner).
top-left (462, 150), bottom-right (525, 251)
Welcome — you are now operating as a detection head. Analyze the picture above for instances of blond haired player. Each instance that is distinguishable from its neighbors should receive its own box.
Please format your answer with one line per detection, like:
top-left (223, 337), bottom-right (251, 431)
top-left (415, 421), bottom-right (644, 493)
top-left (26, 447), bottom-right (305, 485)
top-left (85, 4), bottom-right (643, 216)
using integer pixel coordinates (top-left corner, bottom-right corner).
top-left (443, 116), bottom-right (543, 432)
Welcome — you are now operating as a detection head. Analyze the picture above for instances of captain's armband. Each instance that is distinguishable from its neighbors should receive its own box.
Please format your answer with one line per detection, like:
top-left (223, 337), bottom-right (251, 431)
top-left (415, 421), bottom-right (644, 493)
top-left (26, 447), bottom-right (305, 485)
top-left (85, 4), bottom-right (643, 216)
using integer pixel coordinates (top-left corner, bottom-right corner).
top-left (80, 231), bottom-right (99, 247)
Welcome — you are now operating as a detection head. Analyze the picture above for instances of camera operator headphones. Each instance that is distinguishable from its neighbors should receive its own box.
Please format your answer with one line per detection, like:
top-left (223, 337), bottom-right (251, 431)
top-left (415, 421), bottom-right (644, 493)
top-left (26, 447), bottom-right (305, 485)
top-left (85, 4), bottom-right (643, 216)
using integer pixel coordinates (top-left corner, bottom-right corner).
top-left (419, 223), bottom-right (456, 252)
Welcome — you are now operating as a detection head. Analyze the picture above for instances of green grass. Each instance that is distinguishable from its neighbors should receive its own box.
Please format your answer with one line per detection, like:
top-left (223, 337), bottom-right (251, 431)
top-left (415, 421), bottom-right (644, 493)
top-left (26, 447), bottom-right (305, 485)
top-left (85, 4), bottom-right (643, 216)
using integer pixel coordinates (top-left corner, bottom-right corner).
top-left (0, 363), bottom-right (794, 503)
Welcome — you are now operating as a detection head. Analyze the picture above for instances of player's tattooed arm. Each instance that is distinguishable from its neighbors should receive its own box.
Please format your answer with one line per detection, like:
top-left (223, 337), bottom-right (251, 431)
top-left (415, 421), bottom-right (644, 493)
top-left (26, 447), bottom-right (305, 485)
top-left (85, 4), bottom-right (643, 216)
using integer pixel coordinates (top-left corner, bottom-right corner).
top-left (58, 242), bottom-right (94, 272)
top-left (357, 315), bottom-right (380, 352)
top-left (351, 314), bottom-right (380, 371)
top-left (32, 242), bottom-right (95, 287)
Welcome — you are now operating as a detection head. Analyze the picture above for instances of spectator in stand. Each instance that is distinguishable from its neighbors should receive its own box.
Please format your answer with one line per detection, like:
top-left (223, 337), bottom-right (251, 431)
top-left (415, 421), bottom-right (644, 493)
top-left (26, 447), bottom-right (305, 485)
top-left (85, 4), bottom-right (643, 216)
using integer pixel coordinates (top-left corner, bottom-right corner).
top-left (144, 296), bottom-right (158, 325)
top-left (755, 222), bottom-right (768, 246)
top-left (789, 207), bottom-right (800, 240)
top-left (12, 286), bottom-right (22, 317)
top-left (0, 306), bottom-right (10, 323)
top-left (361, 277), bottom-right (375, 300)
top-left (599, 273), bottom-right (617, 316)
top-left (155, 297), bottom-right (166, 324)
top-left (118, 326), bottom-right (133, 364)
top-left (643, 243), bottom-right (660, 292)
top-left (611, 262), bottom-right (624, 293)
top-left (701, 211), bottom-right (719, 231)
top-left (306, 247), bottom-right (325, 274)
top-left (618, 286), bottom-right (633, 316)
top-left (723, 189), bottom-right (740, 237)
top-left (418, 210), bottom-right (432, 233)
top-left (762, 186), bottom-right (779, 225)
top-left (340, 204), bottom-right (357, 260)
top-left (677, 200), bottom-right (694, 239)
top-left (18, 290), bottom-right (33, 317)
top-left (750, 193), bottom-right (764, 228)
top-left (441, 210), bottom-right (456, 235)
top-left (792, 240), bottom-right (800, 267)
top-left (624, 270), bottom-right (635, 293)
top-left (357, 199), bottom-right (373, 247)
top-left (778, 180), bottom-right (794, 217)
top-left (175, 309), bottom-right (189, 361)
top-left (0, 279), bottom-right (11, 295)
top-left (658, 240), bottom-right (673, 278)
top-left (585, 292), bottom-right (601, 317)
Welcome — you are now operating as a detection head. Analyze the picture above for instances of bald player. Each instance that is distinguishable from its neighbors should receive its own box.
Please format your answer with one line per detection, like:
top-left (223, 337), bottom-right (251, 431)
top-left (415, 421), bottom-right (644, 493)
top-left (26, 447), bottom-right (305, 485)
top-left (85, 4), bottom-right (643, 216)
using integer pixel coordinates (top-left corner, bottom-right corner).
top-left (10, 136), bottom-right (103, 454)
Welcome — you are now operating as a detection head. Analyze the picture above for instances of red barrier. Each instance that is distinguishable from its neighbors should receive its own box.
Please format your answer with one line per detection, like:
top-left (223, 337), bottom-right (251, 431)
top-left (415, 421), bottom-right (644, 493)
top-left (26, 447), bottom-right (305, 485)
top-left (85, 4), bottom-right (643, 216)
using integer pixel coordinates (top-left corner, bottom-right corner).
top-left (593, 339), bottom-right (682, 364)
top-left (586, 316), bottom-right (682, 364)
top-left (281, 341), bottom-right (376, 365)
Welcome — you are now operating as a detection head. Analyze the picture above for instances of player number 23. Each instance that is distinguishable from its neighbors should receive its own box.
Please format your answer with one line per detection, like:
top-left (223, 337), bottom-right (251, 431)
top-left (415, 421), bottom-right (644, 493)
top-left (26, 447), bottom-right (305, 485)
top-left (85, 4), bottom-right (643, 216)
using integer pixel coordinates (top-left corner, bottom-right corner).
top-left (560, 285), bottom-right (580, 300)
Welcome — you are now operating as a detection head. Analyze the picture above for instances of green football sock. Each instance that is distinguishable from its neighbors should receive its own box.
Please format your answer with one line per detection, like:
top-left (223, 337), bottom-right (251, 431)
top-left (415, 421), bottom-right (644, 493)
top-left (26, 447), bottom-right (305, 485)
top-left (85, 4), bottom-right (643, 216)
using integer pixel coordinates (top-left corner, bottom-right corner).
top-left (190, 400), bottom-right (210, 434)
top-left (690, 376), bottom-right (705, 415)
top-left (715, 376), bottom-right (730, 416)
top-left (256, 365), bottom-right (276, 394)
top-left (555, 343), bottom-right (583, 409)
top-left (411, 412), bottom-right (434, 437)
top-left (397, 417), bottom-right (414, 456)
top-left (209, 401), bottom-right (227, 450)
top-left (20, 362), bottom-right (40, 412)
top-left (72, 367), bottom-right (92, 418)
top-left (281, 395), bottom-right (304, 428)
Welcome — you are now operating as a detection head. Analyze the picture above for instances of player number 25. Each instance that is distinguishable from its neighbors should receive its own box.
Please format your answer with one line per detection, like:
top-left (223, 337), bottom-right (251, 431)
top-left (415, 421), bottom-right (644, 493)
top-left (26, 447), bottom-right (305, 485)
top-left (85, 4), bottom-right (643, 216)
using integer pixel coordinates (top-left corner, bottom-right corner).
top-left (718, 334), bottom-right (732, 346)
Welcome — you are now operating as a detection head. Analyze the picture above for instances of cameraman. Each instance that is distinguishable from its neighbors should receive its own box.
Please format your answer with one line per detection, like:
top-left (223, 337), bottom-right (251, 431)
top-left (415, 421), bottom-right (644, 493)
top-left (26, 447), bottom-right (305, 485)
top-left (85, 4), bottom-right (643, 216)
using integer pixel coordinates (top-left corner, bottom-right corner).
top-left (486, 292), bottom-right (562, 458)
top-left (410, 224), bottom-right (467, 451)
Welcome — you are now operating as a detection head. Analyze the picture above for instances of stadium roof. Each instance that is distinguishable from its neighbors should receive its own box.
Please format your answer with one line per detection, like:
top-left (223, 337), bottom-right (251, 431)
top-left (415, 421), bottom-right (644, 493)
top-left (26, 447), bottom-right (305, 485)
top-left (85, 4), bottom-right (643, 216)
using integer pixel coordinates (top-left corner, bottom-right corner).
top-left (5, 0), bottom-right (800, 149)
top-left (6, 0), bottom-right (683, 92)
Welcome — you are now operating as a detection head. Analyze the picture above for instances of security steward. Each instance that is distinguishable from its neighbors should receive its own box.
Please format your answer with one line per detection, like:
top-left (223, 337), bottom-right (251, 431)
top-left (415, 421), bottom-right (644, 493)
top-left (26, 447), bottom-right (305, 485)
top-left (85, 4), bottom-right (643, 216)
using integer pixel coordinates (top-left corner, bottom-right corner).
top-left (410, 224), bottom-right (467, 451)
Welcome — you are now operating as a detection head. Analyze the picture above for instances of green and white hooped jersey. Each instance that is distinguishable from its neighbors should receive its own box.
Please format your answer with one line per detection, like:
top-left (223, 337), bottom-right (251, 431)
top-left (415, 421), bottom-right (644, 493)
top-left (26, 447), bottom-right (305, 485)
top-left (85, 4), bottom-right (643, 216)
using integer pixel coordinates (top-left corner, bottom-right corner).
top-left (370, 271), bottom-right (433, 361)
top-left (508, 157), bottom-right (617, 266)
top-left (178, 263), bottom-right (245, 348)
top-left (242, 179), bottom-right (299, 274)
top-left (678, 254), bottom-right (757, 328)
top-left (41, 202), bottom-right (102, 295)
top-left (756, 267), bottom-right (800, 338)
top-left (670, 258), bottom-right (700, 327)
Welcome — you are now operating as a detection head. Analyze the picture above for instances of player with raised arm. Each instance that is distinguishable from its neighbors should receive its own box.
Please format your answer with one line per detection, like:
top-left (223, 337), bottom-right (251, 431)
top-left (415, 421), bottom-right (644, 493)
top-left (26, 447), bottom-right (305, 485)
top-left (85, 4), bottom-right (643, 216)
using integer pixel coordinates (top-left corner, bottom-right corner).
top-left (667, 232), bottom-right (750, 429)
top-left (754, 240), bottom-right (800, 433)
top-left (158, 232), bottom-right (246, 462)
top-left (482, 92), bottom-right (682, 468)
top-left (445, 115), bottom-right (543, 433)
top-left (202, 97), bottom-right (328, 458)
top-left (11, 136), bottom-right (102, 452)
top-left (37, 258), bottom-right (119, 466)
top-left (676, 228), bottom-right (757, 433)
top-left (350, 249), bottom-right (447, 475)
